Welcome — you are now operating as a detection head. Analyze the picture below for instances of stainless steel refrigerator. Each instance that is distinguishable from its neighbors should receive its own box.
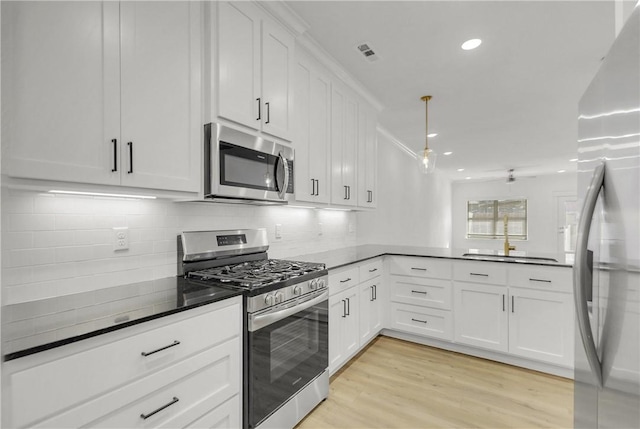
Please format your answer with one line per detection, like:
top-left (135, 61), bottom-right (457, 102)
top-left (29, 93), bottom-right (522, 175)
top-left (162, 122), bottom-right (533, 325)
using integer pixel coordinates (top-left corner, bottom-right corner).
top-left (574, 5), bottom-right (640, 428)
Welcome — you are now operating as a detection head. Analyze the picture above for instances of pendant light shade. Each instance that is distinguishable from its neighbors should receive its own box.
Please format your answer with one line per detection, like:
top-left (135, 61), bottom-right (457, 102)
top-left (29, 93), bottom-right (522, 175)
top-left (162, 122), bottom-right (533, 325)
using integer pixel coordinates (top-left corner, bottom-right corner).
top-left (420, 95), bottom-right (437, 174)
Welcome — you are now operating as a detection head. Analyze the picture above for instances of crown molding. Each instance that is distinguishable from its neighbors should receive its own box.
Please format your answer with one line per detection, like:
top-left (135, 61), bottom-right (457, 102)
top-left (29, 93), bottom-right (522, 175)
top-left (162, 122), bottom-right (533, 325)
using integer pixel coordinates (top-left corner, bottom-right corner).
top-left (377, 126), bottom-right (418, 160)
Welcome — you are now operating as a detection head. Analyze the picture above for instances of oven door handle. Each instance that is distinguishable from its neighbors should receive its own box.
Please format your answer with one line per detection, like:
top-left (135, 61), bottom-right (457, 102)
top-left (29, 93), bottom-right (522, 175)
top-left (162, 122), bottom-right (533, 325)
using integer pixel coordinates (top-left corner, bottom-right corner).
top-left (249, 290), bottom-right (328, 332)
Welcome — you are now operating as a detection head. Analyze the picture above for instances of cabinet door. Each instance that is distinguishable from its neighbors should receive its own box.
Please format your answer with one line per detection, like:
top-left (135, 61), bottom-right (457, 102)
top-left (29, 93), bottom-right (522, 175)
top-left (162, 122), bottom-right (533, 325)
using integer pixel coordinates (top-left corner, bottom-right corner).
top-left (120, 1), bottom-right (201, 192)
top-left (328, 293), bottom-right (347, 374)
top-left (508, 288), bottom-right (574, 366)
top-left (359, 278), bottom-right (383, 346)
top-left (330, 86), bottom-right (358, 206)
top-left (216, 1), bottom-right (261, 130)
top-left (261, 19), bottom-right (294, 141)
top-left (358, 104), bottom-right (377, 208)
top-left (342, 287), bottom-right (360, 358)
top-left (293, 58), bottom-right (331, 204)
top-left (1, 1), bottom-right (120, 185)
top-left (453, 282), bottom-right (508, 352)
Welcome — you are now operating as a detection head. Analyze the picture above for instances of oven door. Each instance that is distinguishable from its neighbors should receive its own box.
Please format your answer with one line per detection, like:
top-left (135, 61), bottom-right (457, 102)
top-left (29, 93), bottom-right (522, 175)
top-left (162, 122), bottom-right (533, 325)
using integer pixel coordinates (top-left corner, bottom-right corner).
top-left (247, 290), bottom-right (328, 428)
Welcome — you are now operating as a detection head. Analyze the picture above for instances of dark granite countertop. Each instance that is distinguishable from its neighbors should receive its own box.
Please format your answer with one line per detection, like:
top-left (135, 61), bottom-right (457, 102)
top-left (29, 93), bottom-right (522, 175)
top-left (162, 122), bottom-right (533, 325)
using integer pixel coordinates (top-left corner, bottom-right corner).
top-left (2, 277), bottom-right (242, 361)
top-left (291, 245), bottom-right (574, 270)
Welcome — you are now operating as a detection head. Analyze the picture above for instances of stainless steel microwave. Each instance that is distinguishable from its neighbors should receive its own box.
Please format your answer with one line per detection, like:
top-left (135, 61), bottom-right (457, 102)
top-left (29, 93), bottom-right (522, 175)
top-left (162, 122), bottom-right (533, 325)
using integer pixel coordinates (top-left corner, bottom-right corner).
top-left (204, 123), bottom-right (294, 204)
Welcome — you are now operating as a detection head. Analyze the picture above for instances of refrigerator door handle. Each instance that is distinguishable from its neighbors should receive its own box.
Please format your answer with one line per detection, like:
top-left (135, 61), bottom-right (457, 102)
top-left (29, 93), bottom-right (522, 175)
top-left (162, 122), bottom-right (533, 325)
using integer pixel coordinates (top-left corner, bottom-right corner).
top-left (574, 161), bottom-right (605, 388)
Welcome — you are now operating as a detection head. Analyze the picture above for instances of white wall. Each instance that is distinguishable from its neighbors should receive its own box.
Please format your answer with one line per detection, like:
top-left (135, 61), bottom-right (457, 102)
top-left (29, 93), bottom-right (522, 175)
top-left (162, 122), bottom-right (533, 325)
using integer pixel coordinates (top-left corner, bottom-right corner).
top-left (451, 173), bottom-right (577, 254)
top-left (1, 189), bottom-right (356, 304)
top-left (357, 130), bottom-right (452, 247)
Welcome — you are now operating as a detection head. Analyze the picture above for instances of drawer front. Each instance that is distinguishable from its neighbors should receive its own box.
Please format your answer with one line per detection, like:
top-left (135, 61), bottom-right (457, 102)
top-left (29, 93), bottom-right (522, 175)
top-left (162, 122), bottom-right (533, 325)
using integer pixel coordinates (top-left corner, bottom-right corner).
top-left (359, 258), bottom-right (383, 282)
top-left (389, 302), bottom-right (453, 341)
top-left (453, 260), bottom-right (507, 285)
top-left (37, 337), bottom-right (241, 429)
top-left (329, 265), bottom-right (360, 296)
top-left (391, 277), bottom-right (452, 310)
top-left (388, 256), bottom-right (452, 280)
top-left (10, 299), bottom-right (241, 429)
top-left (508, 265), bottom-right (572, 293)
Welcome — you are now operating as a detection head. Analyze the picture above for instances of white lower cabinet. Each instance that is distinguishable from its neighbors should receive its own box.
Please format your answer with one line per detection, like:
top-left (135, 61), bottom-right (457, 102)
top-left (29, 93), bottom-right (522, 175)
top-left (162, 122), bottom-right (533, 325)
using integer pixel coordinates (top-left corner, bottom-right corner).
top-left (453, 282), bottom-right (509, 352)
top-left (508, 286), bottom-right (574, 367)
top-left (328, 286), bottom-right (359, 374)
top-left (3, 297), bottom-right (242, 429)
top-left (389, 302), bottom-right (453, 340)
top-left (359, 277), bottom-right (383, 345)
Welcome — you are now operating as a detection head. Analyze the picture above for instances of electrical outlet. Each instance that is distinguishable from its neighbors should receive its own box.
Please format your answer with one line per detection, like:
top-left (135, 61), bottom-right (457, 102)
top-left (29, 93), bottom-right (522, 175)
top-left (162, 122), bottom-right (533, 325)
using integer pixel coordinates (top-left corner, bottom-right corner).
top-left (275, 224), bottom-right (283, 239)
top-left (112, 227), bottom-right (129, 251)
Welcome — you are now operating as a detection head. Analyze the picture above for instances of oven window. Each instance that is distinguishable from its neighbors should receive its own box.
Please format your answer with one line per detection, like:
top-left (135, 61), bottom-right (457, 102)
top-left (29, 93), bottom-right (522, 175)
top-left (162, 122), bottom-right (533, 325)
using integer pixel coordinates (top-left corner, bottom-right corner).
top-left (248, 299), bottom-right (328, 428)
top-left (270, 313), bottom-right (320, 382)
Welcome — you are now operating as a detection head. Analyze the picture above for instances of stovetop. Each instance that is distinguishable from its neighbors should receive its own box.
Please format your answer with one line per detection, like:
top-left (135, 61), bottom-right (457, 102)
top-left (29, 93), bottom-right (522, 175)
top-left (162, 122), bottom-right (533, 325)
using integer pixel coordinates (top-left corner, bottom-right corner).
top-left (186, 259), bottom-right (326, 291)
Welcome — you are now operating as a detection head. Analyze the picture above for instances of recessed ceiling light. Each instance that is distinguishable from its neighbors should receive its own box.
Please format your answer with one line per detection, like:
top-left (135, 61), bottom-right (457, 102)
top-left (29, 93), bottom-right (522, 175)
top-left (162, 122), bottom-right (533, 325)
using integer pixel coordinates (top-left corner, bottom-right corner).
top-left (461, 39), bottom-right (482, 50)
top-left (444, 151), bottom-right (453, 156)
top-left (427, 133), bottom-right (438, 138)
top-left (465, 177), bottom-right (471, 180)
top-left (558, 170), bottom-right (566, 173)
top-left (457, 168), bottom-right (465, 172)
top-left (569, 158), bottom-right (578, 162)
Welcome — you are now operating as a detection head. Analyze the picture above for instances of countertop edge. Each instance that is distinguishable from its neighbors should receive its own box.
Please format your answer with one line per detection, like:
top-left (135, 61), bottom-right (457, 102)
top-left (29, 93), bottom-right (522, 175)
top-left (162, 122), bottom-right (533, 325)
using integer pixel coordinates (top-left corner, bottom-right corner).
top-left (3, 290), bottom-right (243, 362)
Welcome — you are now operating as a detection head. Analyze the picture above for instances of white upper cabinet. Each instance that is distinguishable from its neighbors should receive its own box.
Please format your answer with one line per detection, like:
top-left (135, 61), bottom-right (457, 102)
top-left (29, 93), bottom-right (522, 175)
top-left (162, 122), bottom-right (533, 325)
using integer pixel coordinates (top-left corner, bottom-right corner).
top-left (1, 1), bottom-right (121, 186)
top-left (215, 2), bottom-right (294, 142)
top-left (330, 84), bottom-right (358, 207)
top-left (119, 2), bottom-right (202, 192)
top-left (1, 1), bottom-right (202, 193)
top-left (357, 103), bottom-right (378, 208)
top-left (293, 52), bottom-right (331, 204)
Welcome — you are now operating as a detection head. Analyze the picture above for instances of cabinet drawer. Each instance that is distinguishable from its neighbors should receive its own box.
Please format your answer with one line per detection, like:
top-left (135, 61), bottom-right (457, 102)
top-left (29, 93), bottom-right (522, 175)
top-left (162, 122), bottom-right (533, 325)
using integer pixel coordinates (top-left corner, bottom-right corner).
top-left (359, 258), bottom-right (383, 282)
top-left (453, 260), bottom-right (507, 285)
top-left (329, 265), bottom-right (360, 296)
top-left (508, 265), bottom-right (572, 293)
top-left (39, 337), bottom-right (241, 429)
top-left (388, 256), bottom-right (451, 280)
top-left (391, 277), bottom-right (452, 310)
top-left (389, 302), bottom-right (453, 341)
top-left (9, 299), bottom-right (241, 429)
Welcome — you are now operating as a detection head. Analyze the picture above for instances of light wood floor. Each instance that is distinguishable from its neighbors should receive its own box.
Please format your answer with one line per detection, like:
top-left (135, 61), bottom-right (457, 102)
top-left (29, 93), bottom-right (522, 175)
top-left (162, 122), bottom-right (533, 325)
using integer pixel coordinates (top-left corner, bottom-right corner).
top-left (297, 336), bottom-right (573, 428)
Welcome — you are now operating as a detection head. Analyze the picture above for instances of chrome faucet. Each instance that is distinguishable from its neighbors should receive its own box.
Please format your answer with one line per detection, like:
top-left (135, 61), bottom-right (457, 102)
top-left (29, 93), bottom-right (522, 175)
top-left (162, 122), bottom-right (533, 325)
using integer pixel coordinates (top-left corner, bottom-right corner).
top-left (503, 214), bottom-right (516, 256)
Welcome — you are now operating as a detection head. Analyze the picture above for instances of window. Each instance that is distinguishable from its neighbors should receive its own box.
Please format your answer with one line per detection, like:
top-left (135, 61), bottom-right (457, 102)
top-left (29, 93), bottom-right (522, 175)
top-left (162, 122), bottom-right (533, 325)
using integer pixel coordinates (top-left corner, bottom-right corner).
top-left (467, 199), bottom-right (527, 240)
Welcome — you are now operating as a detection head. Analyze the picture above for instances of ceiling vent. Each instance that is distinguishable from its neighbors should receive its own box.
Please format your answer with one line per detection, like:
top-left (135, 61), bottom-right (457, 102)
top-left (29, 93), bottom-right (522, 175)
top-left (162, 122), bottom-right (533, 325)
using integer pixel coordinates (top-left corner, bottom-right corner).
top-left (356, 42), bottom-right (380, 62)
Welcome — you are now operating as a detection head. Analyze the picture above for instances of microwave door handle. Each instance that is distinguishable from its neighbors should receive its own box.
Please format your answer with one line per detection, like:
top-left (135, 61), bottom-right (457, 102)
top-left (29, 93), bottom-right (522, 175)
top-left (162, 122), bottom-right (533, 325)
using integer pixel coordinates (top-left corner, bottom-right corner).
top-left (574, 161), bottom-right (605, 388)
top-left (276, 152), bottom-right (289, 200)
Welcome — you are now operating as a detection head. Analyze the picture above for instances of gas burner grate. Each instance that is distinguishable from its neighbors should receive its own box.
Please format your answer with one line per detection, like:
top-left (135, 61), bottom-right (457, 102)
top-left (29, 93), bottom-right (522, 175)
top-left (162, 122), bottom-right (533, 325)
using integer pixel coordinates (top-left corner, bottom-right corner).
top-left (187, 259), bottom-right (325, 290)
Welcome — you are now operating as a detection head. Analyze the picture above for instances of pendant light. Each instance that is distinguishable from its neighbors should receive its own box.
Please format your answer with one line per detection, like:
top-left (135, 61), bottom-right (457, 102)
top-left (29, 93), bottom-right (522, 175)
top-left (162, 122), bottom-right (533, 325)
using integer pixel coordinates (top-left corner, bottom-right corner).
top-left (420, 95), bottom-right (437, 174)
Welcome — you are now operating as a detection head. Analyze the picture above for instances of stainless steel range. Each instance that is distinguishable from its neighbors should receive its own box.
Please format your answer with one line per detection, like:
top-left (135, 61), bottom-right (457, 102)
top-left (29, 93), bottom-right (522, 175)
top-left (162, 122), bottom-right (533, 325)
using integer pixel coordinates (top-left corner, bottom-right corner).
top-left (178, 229), bottom-right (329, 429)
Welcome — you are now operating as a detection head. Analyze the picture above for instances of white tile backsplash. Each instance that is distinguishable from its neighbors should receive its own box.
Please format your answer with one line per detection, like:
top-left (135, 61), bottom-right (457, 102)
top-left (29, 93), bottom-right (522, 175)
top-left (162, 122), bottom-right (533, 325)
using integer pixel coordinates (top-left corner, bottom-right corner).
top-left (2, 189), bottom-right (356, 304)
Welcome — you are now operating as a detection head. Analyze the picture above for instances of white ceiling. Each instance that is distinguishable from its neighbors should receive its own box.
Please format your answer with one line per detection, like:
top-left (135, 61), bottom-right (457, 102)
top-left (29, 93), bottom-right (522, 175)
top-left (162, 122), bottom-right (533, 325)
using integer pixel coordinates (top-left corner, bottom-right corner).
top-left (285, 0), bottom-right (618, 181)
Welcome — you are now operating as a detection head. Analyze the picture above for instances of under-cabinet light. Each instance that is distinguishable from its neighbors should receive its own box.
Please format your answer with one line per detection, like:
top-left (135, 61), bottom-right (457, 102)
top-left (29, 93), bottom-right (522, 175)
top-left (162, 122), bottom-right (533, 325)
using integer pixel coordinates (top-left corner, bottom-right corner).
top-left (323, 207), bottom-right (351, 211)
top-left (49, 190), bottom-right (157, 199)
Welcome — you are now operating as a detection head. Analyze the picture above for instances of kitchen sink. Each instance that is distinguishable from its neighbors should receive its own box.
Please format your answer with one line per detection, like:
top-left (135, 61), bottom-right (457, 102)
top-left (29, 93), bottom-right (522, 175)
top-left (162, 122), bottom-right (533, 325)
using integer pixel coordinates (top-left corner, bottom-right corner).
top-left (461, 253), bottom-right (558, 263)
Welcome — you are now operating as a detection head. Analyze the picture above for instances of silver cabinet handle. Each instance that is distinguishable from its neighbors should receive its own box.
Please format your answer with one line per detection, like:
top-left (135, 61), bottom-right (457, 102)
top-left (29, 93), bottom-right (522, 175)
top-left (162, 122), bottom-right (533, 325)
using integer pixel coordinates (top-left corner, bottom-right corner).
top-left (373, 284), bottom-right (377, 300)
top-left (529, 278), bottom-right (552, 283)
top-left (411, 318), bottom-right (427, 324)
top-left (511, 295), bottom-right (515, 313)
top-left (346, 297), bottom-right (350, 316)
top-left (141, 340), bottom-right (180, 357)
top-left (470, 273), bottom-right (489, 277)
top-left (369, 268), bottom-right (378, 273)
top-left (265, 101), bottom-right (270, 124)
top-left (411, 267), bottom-right (427, 271)
top-left (140, 397), bottom-right (179, 420)
top-left (502, 294), bottom-right (505, 312)
top-left (344, 185), bottom-right (348, 200)
top-left (411, 290), bottom-right (427, 295)
top-left (342, 299), bottom-right (347, 318)
top-left (340, 278), bottom-right (352, 283)
top-left (370, 286), bottom-right (375, 301)
top-left (574, 162), bottom-right (605, 387)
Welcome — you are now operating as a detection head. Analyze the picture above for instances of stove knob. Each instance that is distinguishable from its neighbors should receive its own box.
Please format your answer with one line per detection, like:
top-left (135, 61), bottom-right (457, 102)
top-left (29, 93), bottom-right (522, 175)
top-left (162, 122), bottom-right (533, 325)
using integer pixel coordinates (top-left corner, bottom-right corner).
top-left (264, 294), bottom-right (275, 306)
top-left (309, 279), bottom-right (318, 290)
top-left (275, 291), bottom-right (285, 304)
top-left (317, 279), bottom-right (326, 289)
top-left (293, 285), bottom-right (302, 296)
